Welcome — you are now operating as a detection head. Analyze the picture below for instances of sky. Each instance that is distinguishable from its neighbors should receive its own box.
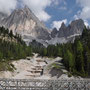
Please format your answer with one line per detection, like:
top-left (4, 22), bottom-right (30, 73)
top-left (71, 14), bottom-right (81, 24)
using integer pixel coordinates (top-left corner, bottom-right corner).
top-left (0, 0), bottom-right (90, 30)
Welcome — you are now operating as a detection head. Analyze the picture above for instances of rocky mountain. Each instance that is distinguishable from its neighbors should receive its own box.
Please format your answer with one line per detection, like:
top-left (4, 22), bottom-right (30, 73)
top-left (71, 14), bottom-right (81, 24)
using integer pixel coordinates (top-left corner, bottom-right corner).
top-left (51, 28), bottom-right (58, 38)
top-left (51, 19), bottom-right (85, 38)
top-left (0, 12), bottom-right (7, 22)
top-left (0, 6), bottom-right (85, 46)
top-left (49, 19), bottom-right (85, 45)
top-left (0, 6), bottom-right (51, 41)
top-left (58, 19), bottom-right (85, 38)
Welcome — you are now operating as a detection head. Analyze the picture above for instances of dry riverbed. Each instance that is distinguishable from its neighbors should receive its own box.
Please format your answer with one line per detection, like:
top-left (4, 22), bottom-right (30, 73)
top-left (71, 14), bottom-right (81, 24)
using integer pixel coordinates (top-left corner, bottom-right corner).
top-left (0, 53), bottom-right (82, 80)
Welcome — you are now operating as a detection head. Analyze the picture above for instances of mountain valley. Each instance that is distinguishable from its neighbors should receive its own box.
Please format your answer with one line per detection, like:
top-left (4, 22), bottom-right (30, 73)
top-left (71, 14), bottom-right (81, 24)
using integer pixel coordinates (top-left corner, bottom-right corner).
top-left (0, 6), bottom-right (90, 79)
top-left (0, 6), bottom-right (86, 46)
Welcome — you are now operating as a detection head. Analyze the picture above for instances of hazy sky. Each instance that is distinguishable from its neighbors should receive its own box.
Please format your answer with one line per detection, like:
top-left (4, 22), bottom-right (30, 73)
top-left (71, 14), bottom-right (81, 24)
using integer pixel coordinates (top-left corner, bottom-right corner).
top-left (0, 0), bottom-right (90, 29)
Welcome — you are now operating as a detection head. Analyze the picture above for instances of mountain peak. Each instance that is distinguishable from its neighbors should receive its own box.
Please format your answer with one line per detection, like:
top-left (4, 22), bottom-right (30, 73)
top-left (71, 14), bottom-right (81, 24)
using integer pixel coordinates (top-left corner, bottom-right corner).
top-left (60, 22), bottom-right (66, 29)
top-left (57, 19), bottom-right (85, 38)
top-left (23, 5), bottom-right (31, 13)
top-left (51, 28), bottom-right (58, 38)
top-left (0, 6), bottom-right (51, 40)
top-left (24, 5), bottom-right (29, 9)
top-left (70, 19), bottom-right (84, 26)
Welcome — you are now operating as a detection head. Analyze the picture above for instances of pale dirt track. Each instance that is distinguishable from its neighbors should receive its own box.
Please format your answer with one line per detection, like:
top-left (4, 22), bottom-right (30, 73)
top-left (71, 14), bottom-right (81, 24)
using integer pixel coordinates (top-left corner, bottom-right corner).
top-left (0, 53), bottom-right (82, 80)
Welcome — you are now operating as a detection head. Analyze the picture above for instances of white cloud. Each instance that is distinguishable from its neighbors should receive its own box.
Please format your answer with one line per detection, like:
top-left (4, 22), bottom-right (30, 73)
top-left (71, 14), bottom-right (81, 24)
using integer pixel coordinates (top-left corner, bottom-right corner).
top-left (80, 7), bottom-right (90, 20)
top-left (36, 11), bottom-right (51, 22)
top-left (21, 0), bottom-right (64, 22)
top-left (51, 19), bottom-right (67, 30)
top-left (84, 20), bottom-right (89, 27)
top-left (0, 0), bottom-right (59, 21)
top-left (74, 15), bottom-right (79, 20)
top-left (0, 0), bottom-right (17, 14)
top-left (74, 11), bottom-right (81, 20)
top-left (76, 0), bottom-right (90, 8)
top-left (0, 0), bottom-right (66, 22)
top-left (76, 0), bottom-right (90, 20)
top-left (21, 0), bottom-right (53, 21)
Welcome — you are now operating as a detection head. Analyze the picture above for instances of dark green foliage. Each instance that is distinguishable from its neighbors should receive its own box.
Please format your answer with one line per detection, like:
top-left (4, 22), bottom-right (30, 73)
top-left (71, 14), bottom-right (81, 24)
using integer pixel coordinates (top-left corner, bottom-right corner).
top-left (33, 27), bottom-right (90, 77)
top-left (0, 26), bottom-right (32, 62)
top-left (75, 40), bottom-right (85, 74)
top-left (9, 30), bottom-right (13, 39)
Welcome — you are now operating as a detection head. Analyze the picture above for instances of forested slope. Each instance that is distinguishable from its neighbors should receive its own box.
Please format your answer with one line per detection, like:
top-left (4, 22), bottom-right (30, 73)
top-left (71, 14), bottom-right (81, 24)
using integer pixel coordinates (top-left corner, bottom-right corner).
top-left (0, 26), bottom-right (32, 71)
top-left (32, 27), bottom-right (90, 77)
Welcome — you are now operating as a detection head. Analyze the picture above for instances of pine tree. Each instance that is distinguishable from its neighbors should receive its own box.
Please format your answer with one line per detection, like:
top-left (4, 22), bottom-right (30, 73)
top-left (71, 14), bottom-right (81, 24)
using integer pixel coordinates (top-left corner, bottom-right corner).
top-left (67, 50), bottom-right (74, 72)
top-left (9, 30), bottom-right (13, 39)
top-left (43, 48), bottom-right (47, 56)
top-left (83, 46), bottom-right (90, 75)
top-left (0, 52), bottom-right (3, 61)
top-left (75, 40), bottom-right (85, 74)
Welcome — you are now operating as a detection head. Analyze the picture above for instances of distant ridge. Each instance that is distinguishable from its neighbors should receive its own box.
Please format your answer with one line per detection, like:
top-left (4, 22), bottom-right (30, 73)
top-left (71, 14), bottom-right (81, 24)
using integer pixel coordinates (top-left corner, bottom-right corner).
top-left (0, 6), bottom-right (51, 41)
top-left (0, 6), bottom-right (85, 46)
top-left (48, 19), bottom-right (85, 45)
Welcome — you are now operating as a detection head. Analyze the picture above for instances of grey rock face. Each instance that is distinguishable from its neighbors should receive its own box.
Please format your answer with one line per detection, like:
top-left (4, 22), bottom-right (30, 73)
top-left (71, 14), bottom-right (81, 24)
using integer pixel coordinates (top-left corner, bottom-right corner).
top-left (0, 6), bottom-right (51, 40)
top-left (58, 22), bottom-right (67, 38)
top-left (49, 19), bottom-right (85, 45)
top-left (51, 28), bottom-right (58, 38)
top-left (0, 6), bottom-right (85, 46)
top-left (57, 19), bottom-right (85, 38)
top-left (0, 12), bottom-right (8, 23)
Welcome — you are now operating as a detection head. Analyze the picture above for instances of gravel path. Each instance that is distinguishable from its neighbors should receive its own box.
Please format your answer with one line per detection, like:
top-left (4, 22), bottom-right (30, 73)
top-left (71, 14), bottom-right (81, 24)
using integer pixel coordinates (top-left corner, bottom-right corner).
top-left (0, 53), bottom-right (83, 80)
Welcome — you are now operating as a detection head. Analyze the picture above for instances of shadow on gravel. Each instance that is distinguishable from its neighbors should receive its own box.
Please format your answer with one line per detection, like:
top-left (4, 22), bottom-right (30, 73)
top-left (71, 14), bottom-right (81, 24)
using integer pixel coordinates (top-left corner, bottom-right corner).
top-left (49, 67), bottom-right (64, 78)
